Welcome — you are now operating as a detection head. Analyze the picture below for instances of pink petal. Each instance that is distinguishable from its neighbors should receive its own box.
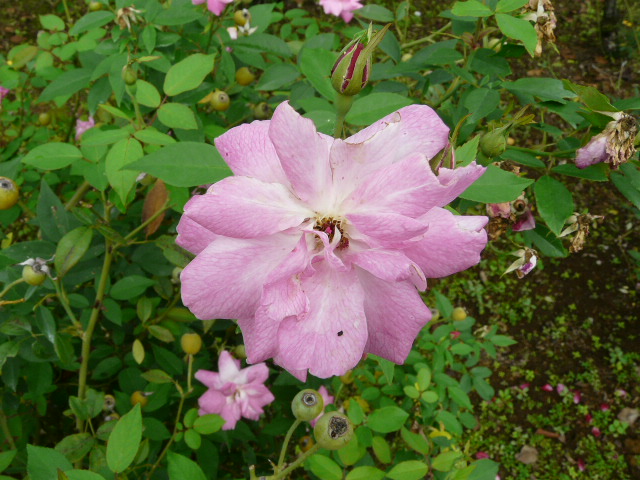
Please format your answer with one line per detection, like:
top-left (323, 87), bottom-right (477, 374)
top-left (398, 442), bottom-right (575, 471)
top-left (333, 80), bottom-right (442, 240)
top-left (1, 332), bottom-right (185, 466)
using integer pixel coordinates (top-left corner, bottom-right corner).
top-left (350, 249), bottom-right (426, 290)
top-left (274, 261), bottom-right (367, 378)
top-left (240, 362), bottom-right (271, 385)
top-left (239, 384), bottom-right (275, 419)
top-left (426, 162), bottom-right (486, 208)
top-left (198, 389), bottom-right (227, 415)
top-left (268, 102), bottom-right (333, 208)
top-left (220, 401), bottom-right (242, 430)
top-left (330, 105), bottom-right (451, 196)
top-left (206, 0), bottom-right (232, 15)
top-left (180, 233), bottom-right (300, 320)
top-left (181, 176), bottom-right (312, 239)
top-left (176, 215), bottom-right (218, 254)
top-left (357, 270), bottom-right (432, 363)
top-left (215, 120), bottom-right (288, 184)
top-left (217, 351), bottom-right (241, 382)
top-left (195, 369), bottom-right (222, 389)
top-left (403, 208), bottom-right (488, 278)
top-left (513, 208), bottom-right (535, 231)
top-left (576, 135), bottom-right (608, 169)
top-left (347, 212), bottom-right (429, 244)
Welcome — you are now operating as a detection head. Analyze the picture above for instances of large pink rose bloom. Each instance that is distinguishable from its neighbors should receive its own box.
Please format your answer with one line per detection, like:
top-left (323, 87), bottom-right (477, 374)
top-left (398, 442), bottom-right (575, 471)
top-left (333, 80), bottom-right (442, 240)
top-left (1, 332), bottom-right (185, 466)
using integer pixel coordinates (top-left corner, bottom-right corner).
top-left (192, 0), bottom-right (233, 16)
top-left (319, 0), bottom-right (364, 22)
top-left (177, 101), bottom-right (487, 381)
top-left (195, 351), bottom-right (274, 430)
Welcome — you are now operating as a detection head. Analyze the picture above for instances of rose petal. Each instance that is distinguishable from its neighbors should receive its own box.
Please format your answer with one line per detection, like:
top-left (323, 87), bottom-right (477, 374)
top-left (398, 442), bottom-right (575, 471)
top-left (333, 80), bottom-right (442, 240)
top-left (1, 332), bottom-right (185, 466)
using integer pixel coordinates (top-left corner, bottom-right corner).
top-left (403, 208), bottom-right (488, 278)
top-left (350, 249), bottom-right (426, 290)
top-left (181, 233), bottom-right (301, 320)
top-left (182, 176), bottom-right (312, 239)
top-left (176, 215), bottom-right (218, 254)
top-left (275, 261), bottom-right (367, 378)
top-left (576, 135), bottom-right (608, 169)
top-left (357, 270), bottom-right (432, 363)
top-left (347, 212), bottom-right (429, 244)
top-left (195, 369), bottom-right (222, 389)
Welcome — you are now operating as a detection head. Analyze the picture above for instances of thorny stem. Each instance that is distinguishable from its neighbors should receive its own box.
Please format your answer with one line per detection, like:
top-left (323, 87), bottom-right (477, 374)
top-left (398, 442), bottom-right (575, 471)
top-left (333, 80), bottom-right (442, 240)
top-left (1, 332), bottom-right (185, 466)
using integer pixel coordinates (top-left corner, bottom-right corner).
top-left (275, 419), bottom-right (301, 472)
top-left (0, 278), bottom-right (26, 299)
top-left (267, 444), bottom-right (321, 480)
top-left (65, 181), bottom-right (92, 211)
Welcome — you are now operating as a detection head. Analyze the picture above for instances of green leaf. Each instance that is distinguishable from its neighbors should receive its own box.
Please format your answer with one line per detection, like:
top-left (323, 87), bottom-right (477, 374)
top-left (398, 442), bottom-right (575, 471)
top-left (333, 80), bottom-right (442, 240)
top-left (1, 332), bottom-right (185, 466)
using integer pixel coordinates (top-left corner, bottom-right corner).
top-left (371, 436), bottom-right (391, 463)
top-left (54, 227), bottom-right (93, 278)
top-left (110, 276), bottom-right (156, 300)
top-left (356, 5), bottom-right (395, 22)
top-left (141, 369), bottom-right (174, 384)
top-left (70, 11), bottom-right (116, 36)
top-left (468, 459), bottom-right (500, 480)
top-left (432, 451), bottom-right (463, 472)
top-left (464, 88), bottom-right (501, 123)
top-left (523, 224), bottom-right (568, 258)
top-left (337, 434), bottom-right (361, 466)
top-left (346, 93), bottom-right (413, 126)
top-left (0, 450), bottom-right (16, 474)
top-left (447, 386), bottom-right (473, 409)
top-left (451, 0), bottom-right (494, 17)
top-left (501, 149), bottom-right (546, 168)
top-left (65, 470), bottom-right (107, 480)
top-left (167, 451), bottom-right (207, 480)
top-left (136, 80), bottom-right (161, 108)
top-left (552, 163), bottom-right (608, 181)
top-left (472, 376), bottom-right (495, 401)
top-left (148, 325), bottom-right (175, 343)
top-left (534, 175), bottom-right (574, 235)
top-left (40, 14), bottom-right (65, 31)
top-left (23, 143), bottom-right (83, 170)
top-left (387, 460), bottom-right (429, 480)
top-left (460, 165), bottom-right (533, 203)
top-left (367, 406), bottom-right (409, 433)
top-left (612, 165), bottom-right (640, 210)
top-left (184, 429), bottom-right (202, 450)
top-left (163, 54), bottom-right (215, 96)
top-left (193, 414), bottom-right (225, 434)
top-left (504, 78), bottom-right (576, 103)
top-left (55, 434), bottom-right (95, 463)
top-left (299, 48), bottom-right (336, 101)
top-left (401, 427), bottom-right (430, 455)
top-left (469, 48), bottom-right (511, 77)
top-left (417, 367), bottom-right (431, 391)
top-left (233, 34), bottom-right (293, 58)
top-left (81, 128), bottom-right (131, 147)
top-left (490, 334), bottom-right (517, 347)
top-left (134, 128), bottom-right (176, 145)
top-left (40, 68), bottom-right (93, 102)
top-left (306, 455), bottom-right (342, 480)
top-left (495, 0), bottom-right (528, 12)
top-left (256, 64), bottom-right (300, 90)
top-left (157, 103), bottom-right (198, 130)
top-left (106, 404), bottom-right (142, 473)
top-left (37, 179), bottom-right (76, 242)
top-left (27, 445), bottom-right (72, 480)
top-left (346, 466), bottom-right (385, 480)
top-left (105, 138), bottom-right (143, 204)
top-left (126, 142), bottom-right (232, 188)
top-left (495, 14), bottom-right (538, 56)
top-left (455, 136), bottom-right (480, 167)
top-left (370, 354), bottom-right (394, 384)
top-left (564, 81), bottom-right (618, 113)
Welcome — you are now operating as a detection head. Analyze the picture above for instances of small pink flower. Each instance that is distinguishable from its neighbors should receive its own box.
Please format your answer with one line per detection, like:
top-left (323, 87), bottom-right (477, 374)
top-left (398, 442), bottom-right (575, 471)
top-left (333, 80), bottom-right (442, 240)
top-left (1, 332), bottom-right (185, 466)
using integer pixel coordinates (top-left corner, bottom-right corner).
top-left (192, 0), bottom-right (233, 16)
top-left (451, 331), bottom-right (461, 339)
top-left (591, 426), bottom-right (601, 437)
top-left (75, 116), bottom-right (95, 140)
top-left (585, 413), bottom-right (593, 423)
top-left (319, 0), bottom-right (364, 22)
top-left (0, 86), bottom-right (10, 101)
top-left (177, 101), bottom-right (487, 380)
top-left (476, 451), bottom-right (490, 460)
top-left (577, 459), bottom-right (586, 471)
top-left (310, 385), bottom-right (334, 427)
top-left (556, 383), bottom-right (567, 394)
top-left (573, 391), bottom-right (582, 404)
top-left (600, 403), bottom-right (610, 411)
top-left (542, 384), bottom-right (554, 392)
top-left (195, 351), bottom-right (274, 430)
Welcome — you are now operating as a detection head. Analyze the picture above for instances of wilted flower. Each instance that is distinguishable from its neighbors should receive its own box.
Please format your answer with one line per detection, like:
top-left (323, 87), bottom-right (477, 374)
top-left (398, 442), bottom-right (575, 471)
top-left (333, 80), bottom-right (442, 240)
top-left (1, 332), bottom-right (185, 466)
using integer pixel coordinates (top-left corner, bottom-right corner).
top-left (18, 257), bottom-right (54, 278)
top-left (116, 7), bottom-right (142, 31)
top-left (75, 116), bottom-right (95, 140)
top-left (177, 101), bottom-right (487, 380)
top-left (195, 351), bottom-right (274, 430)
top-left (523, 0), bottom-right (557, 56)
top-left (319, 0), bottom-right (364, 23)
top-left (227, 23), bottom-right (257, 40)
top-left (505, 248), bottom-right (537, 278)
top-left (331, 24), bottom-right (389, 97)
top-left (575, 113), bottom-right (637, 170)
top-left (0, 86), bottom-right (10, 102)
top-left (487, 194), bottom-right (535, 239)
top-left (559, 213), bottom-right (604, 253)
top-left (310, 385), bottom-right (334, 427)
top-left (192, 0), bottom-right (233, 16)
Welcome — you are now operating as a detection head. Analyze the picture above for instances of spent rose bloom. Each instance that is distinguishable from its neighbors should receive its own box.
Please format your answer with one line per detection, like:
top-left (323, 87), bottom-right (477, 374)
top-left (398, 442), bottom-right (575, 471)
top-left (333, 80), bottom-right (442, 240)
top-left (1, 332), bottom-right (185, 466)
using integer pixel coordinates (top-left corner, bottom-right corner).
top-left (75, 116), bottom-right (95, 140)
top-left (177, 101), bottom-right (487, 380)
top-left (310, 385), bottom-right (334, 427)
top-left (319, 0), bottom-right (364, 23)
top-left (0, 86), bottom-right (10, 102)
top-left (195, 351), bottom-right (274, 430)
top-left (575, 113), bottom-right (637, 170)
top-left (192, 0), bottom-right (233, 16)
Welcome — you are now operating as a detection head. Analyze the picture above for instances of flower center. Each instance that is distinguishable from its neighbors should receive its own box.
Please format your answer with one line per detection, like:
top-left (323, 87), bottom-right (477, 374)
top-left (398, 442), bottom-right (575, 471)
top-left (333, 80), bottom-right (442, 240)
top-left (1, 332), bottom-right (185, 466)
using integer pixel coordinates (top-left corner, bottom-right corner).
top-left (314, 216), bottom-right (350, 250)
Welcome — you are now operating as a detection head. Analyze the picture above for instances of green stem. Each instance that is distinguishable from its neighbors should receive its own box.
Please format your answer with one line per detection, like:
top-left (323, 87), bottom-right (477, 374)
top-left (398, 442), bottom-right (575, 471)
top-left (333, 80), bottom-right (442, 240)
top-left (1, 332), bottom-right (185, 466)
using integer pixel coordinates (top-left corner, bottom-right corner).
top-left (276, 419), bottom-right (301, 472)
top-left (508, 146), bottom-right (575, 157)
top-left (146, 391), bottom-right (186, 480)
top-left (124, 200), bottom-right (170, 242)
top-left (65, 181), bottom-right (92, 211)
top-left (187, 354), bottom-right (194, 394)
top-left (401, 22), bottom-right (452, 49)
top-left (334, 94), bottom-right (354, 138)
top-left (76, 240), bottom-right (113, 431)
top-left (268, 444), bottom-right (321, 480)
top-left (205, 13), bottom-right (218, 52)
top-left (0, 278), bottom-right (26, 299)
top-left (54, 279), bottom-right (82, 329)
top-left (61, 0), bottom-right (72, 23)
